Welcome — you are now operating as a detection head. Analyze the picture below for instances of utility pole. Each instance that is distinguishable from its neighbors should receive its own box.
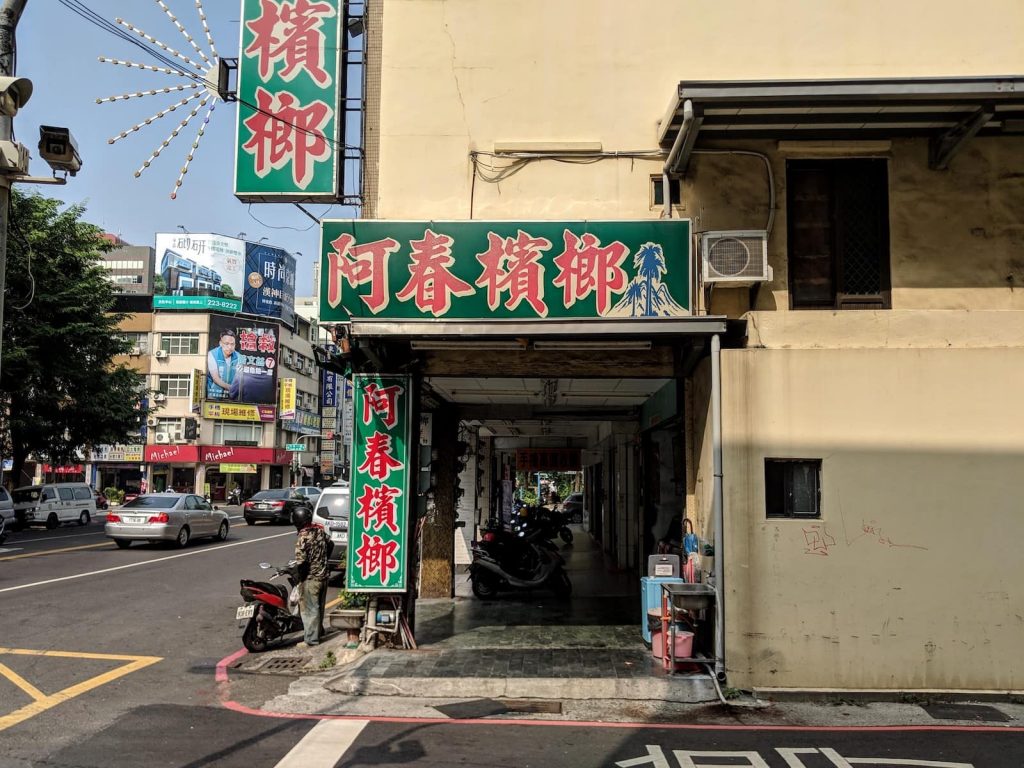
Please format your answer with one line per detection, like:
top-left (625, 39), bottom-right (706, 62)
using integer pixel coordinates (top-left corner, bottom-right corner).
top-left (0, 0), bottom-right (28, 387)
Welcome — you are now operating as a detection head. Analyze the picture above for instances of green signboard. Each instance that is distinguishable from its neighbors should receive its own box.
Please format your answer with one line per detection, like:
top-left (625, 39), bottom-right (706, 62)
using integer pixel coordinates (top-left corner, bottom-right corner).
top-left (153, 295), bottom-right (243, 312)
top-left (319, 220), bottom-right (691, 322)
top-left (234, 0), bottom-right (342, 202)
top-left (347, 374), bottom-right (412, 592)
top-left (285, 443), bottom-right (306, 452)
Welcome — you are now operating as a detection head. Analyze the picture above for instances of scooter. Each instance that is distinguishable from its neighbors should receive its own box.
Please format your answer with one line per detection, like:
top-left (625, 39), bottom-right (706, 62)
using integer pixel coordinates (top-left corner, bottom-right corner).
top-left (469, 518), bottom-right (572, 600)
top-left (0, 516), bottom-right (7, 545)
top-left (237, 561), bottom-right (304, 652)
top-left (228, 487), bottom-right (242, 506)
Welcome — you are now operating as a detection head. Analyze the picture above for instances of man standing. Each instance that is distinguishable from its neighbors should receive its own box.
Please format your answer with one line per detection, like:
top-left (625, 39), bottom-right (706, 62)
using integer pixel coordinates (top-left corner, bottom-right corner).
top-left (206, 328), bottom-right (240, 400)
top-left (291, 506), bottom-right (330, 646)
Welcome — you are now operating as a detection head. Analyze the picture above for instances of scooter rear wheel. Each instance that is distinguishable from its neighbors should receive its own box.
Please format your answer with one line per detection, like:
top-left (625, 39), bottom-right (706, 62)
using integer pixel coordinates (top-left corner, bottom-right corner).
top-left (242, 615), bottom-right (270, 652)
top-left (559, 527), bottom-right (574, 544)
top-left (552, 571), bottom-right (572, 599)
top-left (471, 570), bottom-right (499, 600)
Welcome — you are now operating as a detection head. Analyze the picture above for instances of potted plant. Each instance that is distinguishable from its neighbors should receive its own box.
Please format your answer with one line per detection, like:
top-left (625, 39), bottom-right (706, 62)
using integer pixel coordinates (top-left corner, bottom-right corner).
top-left (329, 589), bottom-right (368, 638)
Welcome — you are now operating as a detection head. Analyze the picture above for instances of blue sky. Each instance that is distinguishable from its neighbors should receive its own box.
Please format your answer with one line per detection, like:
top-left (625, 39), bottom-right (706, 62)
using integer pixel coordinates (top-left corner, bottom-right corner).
top-left (15, 0), bottom-right (356, 296)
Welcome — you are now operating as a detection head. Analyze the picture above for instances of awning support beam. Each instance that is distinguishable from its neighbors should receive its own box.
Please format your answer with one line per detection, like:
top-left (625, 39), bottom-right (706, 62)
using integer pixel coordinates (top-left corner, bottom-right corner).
top-left (928, 105), bottom-right (994, 170)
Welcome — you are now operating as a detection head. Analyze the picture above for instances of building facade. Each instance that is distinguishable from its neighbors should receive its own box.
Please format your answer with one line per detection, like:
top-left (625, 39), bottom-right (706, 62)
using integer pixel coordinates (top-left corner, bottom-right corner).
top-left (344, 0), bottom-right (1024, 691)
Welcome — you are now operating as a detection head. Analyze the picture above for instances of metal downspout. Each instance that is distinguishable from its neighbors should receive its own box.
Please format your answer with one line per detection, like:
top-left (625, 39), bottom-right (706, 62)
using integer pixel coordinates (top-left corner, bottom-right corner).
top-left (711, 333), bottom-right (726, 682)
top-left (662, 99), bottom-right (694, 218)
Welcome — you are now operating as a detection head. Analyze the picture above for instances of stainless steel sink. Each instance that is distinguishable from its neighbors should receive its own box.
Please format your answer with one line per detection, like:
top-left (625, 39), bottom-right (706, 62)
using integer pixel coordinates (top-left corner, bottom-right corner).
top-left (665, 582), bottom-right (716, 612)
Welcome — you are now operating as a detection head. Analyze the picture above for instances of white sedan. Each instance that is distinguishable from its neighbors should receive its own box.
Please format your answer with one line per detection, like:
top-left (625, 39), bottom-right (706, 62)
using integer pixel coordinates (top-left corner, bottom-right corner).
top-left (105, 493), bottom-right (229, 549)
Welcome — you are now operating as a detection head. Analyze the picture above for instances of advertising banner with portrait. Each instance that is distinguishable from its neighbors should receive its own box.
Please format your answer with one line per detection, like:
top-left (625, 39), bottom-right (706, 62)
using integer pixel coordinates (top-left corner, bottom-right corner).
top-left (206, 314), bottom-right (279, 405)
top-left (244, 243), bottom-right (297, 320)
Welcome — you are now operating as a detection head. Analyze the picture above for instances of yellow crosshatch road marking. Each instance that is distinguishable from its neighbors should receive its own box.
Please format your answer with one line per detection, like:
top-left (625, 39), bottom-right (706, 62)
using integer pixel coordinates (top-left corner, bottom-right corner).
top-left (0, 542), bottom-right (112, 561)
top-left (0, 648), bottom-right (162, 732)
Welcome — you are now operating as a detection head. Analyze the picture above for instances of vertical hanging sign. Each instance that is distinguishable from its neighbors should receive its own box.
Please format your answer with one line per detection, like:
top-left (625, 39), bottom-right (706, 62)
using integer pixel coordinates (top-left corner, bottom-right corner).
top-left (235, 0), bottom-right (342, 202)
top-left (347, 374), bottom-right (412, 592)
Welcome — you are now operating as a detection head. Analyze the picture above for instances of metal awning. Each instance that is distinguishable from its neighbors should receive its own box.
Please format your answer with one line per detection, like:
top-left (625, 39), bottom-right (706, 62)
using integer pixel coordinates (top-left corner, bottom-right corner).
top-left (659, 77), bottom-right (1024, 172)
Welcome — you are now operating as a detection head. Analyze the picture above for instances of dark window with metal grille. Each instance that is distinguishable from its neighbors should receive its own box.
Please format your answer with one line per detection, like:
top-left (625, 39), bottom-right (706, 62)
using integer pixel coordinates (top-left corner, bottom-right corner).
top-left (765, 459), bottom-right (821, 518)
top-left (787, 159), bottom-right (891, 309)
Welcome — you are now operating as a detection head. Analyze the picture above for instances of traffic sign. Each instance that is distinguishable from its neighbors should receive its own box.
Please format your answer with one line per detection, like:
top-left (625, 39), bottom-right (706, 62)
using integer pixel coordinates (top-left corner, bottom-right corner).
top-left (285, 443), bottom-right (306, 452)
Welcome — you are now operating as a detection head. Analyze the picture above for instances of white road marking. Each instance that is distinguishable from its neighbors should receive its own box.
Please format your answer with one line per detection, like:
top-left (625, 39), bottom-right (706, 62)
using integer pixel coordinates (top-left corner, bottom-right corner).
top-left (273, 719), bottom-right (369, 768)
top-left (8, 531), bottom-right (107, 545)
top-left (0, 532), bottom-right (295, 594)
top-left (0, 548), bottom-right (23, 554)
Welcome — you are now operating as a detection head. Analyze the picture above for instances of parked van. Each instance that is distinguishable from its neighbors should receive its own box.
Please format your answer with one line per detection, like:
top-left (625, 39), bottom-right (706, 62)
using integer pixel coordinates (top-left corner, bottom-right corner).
top-left (14, 483), bottom-right (98, 529)
top-left (312, 484), bottom-right (350, 572)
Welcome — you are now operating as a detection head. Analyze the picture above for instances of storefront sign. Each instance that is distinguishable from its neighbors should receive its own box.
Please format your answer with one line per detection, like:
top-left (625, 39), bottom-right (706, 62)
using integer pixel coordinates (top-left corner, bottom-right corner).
top-left (206, 314), bottom-right (279, 405)
top-left (235, 0), bottom-right (342, 202)
top-left (279, 377), bottom-right (297, 420)
top-left (322, 367), bottom-right (338, 408)
top-left (282, 408), bottom-right (320, 436)
top-left (348, 374), bottom-right (411, 592)
top-left (203, 402), bottom-right (277, 422)
top-left (145, 444), bottom-right (200, 463)
top-left (515, 448), bottom-right (581, 473)
top-left (154, 233), bottom-right (246, 311)
top-left (285, 443), bottom-right (306, 452)
top-left (92, 444), bottom-right (144, 463)
top-left (200, 446), bottom-right (291, 465)
top-left (191, 369), bottom-right (204, 414)
top-left (320, 220), bottom-right (691, 322)
top-left (42, 464), bottom-right (84, 474)
top-left (219, 463), bottom-right (257, 474)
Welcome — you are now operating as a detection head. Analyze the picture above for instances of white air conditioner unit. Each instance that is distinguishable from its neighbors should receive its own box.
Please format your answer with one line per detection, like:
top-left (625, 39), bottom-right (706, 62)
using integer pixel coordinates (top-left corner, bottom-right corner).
top-left (154, 349), bottom-right (169, 359)
top-left (154, 433), bottom-right (171, 444)
top-left (701, 230), bottom-right (771, 286)
top-left (129, 346), bottom-right (141, 356)
top-left (154, 392), bottom-right (167, 402)
top-left (147, 416), bottom-right (159, 427)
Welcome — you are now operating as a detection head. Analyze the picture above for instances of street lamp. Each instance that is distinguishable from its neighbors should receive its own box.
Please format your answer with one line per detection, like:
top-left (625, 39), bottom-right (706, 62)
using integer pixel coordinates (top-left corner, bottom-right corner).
top-left (176, 224), bottom-right (188, 234)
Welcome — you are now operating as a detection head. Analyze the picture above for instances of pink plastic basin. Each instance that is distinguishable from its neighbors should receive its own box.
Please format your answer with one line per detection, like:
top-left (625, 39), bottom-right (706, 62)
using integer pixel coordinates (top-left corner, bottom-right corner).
top-left (651, 629), bottom-right (694, 660)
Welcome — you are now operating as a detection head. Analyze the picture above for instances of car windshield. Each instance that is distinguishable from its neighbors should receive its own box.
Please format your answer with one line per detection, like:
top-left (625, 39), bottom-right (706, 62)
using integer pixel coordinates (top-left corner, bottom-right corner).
top-left (317, 493), bottom-right (350, 519)
top-left (251, 490), bottom-right (290, 500)
top-left (13, 488), bottom-right (41, 503)
top-left (123, 496), bottom-right (180, 508)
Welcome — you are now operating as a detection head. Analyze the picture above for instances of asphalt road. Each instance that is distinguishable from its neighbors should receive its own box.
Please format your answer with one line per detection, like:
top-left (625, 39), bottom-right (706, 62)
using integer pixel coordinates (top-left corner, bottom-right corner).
top-left (1, 513), bottom-right (1022, 768)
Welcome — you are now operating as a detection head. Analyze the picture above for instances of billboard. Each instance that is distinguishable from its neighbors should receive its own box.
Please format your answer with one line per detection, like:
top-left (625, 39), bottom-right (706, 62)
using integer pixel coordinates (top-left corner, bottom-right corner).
top-left (155, 233), bottom-right (246, 312)
top-left (206, 314), bottom-right (279, 406)
top-left (235, 0), bottom-right (342, 202)
top-left (244, 242), bottom-right (297, 320)
top-left (320, 220), bottom-right (692, 322)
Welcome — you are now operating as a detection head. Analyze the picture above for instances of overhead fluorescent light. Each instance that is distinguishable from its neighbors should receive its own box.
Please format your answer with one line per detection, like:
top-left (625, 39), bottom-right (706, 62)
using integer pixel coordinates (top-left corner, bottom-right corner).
top-left (410, 340), bottom-right (527, 351)
top-left (533, 340), bottom-right (651, 351)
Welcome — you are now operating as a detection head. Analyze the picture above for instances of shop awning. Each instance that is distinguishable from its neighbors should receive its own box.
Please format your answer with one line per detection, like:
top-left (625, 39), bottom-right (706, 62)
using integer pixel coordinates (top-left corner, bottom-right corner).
top-left (348, 317), bottom-right (728, 339)
top-left (659, 76), bottom-right (1024, 172)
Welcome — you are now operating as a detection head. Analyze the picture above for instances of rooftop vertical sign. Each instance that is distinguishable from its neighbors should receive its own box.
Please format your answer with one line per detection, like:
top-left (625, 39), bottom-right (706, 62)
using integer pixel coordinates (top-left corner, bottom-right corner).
top-left (235, 0), bottom-right (342, 202)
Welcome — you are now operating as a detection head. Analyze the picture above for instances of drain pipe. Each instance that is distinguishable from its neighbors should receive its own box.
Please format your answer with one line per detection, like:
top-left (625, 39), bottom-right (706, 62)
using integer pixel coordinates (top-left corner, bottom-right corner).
top-left (711, 333), bottom-right (726, 683)
top-left (662, 99), bottom-right (694, 218)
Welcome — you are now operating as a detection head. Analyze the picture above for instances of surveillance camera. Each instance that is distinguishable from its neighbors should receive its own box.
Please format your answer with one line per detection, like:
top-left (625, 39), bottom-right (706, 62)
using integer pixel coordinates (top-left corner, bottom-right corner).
top-left (38, 125), bottom-right (82, 177)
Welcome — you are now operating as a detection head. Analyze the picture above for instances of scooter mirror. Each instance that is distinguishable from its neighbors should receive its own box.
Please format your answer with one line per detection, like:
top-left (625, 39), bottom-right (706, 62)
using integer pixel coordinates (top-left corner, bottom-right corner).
top-left (258, 562), bottom-right (272, 569)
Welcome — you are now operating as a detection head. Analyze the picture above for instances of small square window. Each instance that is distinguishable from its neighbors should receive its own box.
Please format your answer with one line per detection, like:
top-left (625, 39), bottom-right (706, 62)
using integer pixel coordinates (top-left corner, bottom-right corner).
top-left (651, 176), bottom-right (681, 207)
top-left (765, 459), bottom-right (821, 519)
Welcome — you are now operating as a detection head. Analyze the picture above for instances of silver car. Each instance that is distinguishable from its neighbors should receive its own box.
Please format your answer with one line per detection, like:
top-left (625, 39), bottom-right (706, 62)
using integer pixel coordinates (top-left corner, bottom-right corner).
top-left (105, 493), bottom-right (229, 549)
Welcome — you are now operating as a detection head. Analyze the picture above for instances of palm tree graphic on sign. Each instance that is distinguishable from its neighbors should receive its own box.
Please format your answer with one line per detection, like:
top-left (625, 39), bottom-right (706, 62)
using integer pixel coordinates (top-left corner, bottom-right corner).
top-left (607, 242), bottom-right (686, 317)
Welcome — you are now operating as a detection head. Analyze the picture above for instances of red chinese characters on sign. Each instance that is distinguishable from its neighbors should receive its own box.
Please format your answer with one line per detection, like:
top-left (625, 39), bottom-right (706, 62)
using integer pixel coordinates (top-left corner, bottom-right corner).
top-left (357, 431), bottom-right (404, 481)
top-left (356, 484), bottom-right (402, 535)
top-left (244, 0), bottom-right (336, 86)
top-left (552, 230), bottom-right (629, 316)
top-left (475, 230), bottom-right (551, 316)
top-left (241, 87), bottom-right (332, 189)
top-left (326, 233), bottom-right (400, 314)
top-left (361, 382), bottom-right (404, 429)
top-left (355, 533), bottom-right (400, 584)
top-left (395, 229), bottom-right (475, 316)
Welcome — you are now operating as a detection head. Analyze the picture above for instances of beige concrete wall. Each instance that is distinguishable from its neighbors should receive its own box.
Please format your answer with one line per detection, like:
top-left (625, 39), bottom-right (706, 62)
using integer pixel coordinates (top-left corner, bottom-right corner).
top-left (375, 1), bottom-right (1024, 314)
top-left (717, 343), bottom-right (1024, 689)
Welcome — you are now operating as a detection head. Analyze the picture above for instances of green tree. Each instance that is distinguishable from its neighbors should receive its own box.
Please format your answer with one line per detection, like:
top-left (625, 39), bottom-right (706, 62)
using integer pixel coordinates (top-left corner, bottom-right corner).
top-left (0, 191), bottom-right (149, 485)
top-left (153, 272), bottom-right (167, 294)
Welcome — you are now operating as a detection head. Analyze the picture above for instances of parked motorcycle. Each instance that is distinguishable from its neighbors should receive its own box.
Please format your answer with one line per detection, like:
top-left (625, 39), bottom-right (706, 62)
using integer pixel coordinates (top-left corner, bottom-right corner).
top-left (237, 561), bottom-right (304, 652)
top-left (526, 504), bottom-right (574, 544)
top-left (228, 487), bottom-right (242, 506)
top-left (0, 516), bottom-right (7, 545)
top-left (469, 518), bottom-right (572, 600)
